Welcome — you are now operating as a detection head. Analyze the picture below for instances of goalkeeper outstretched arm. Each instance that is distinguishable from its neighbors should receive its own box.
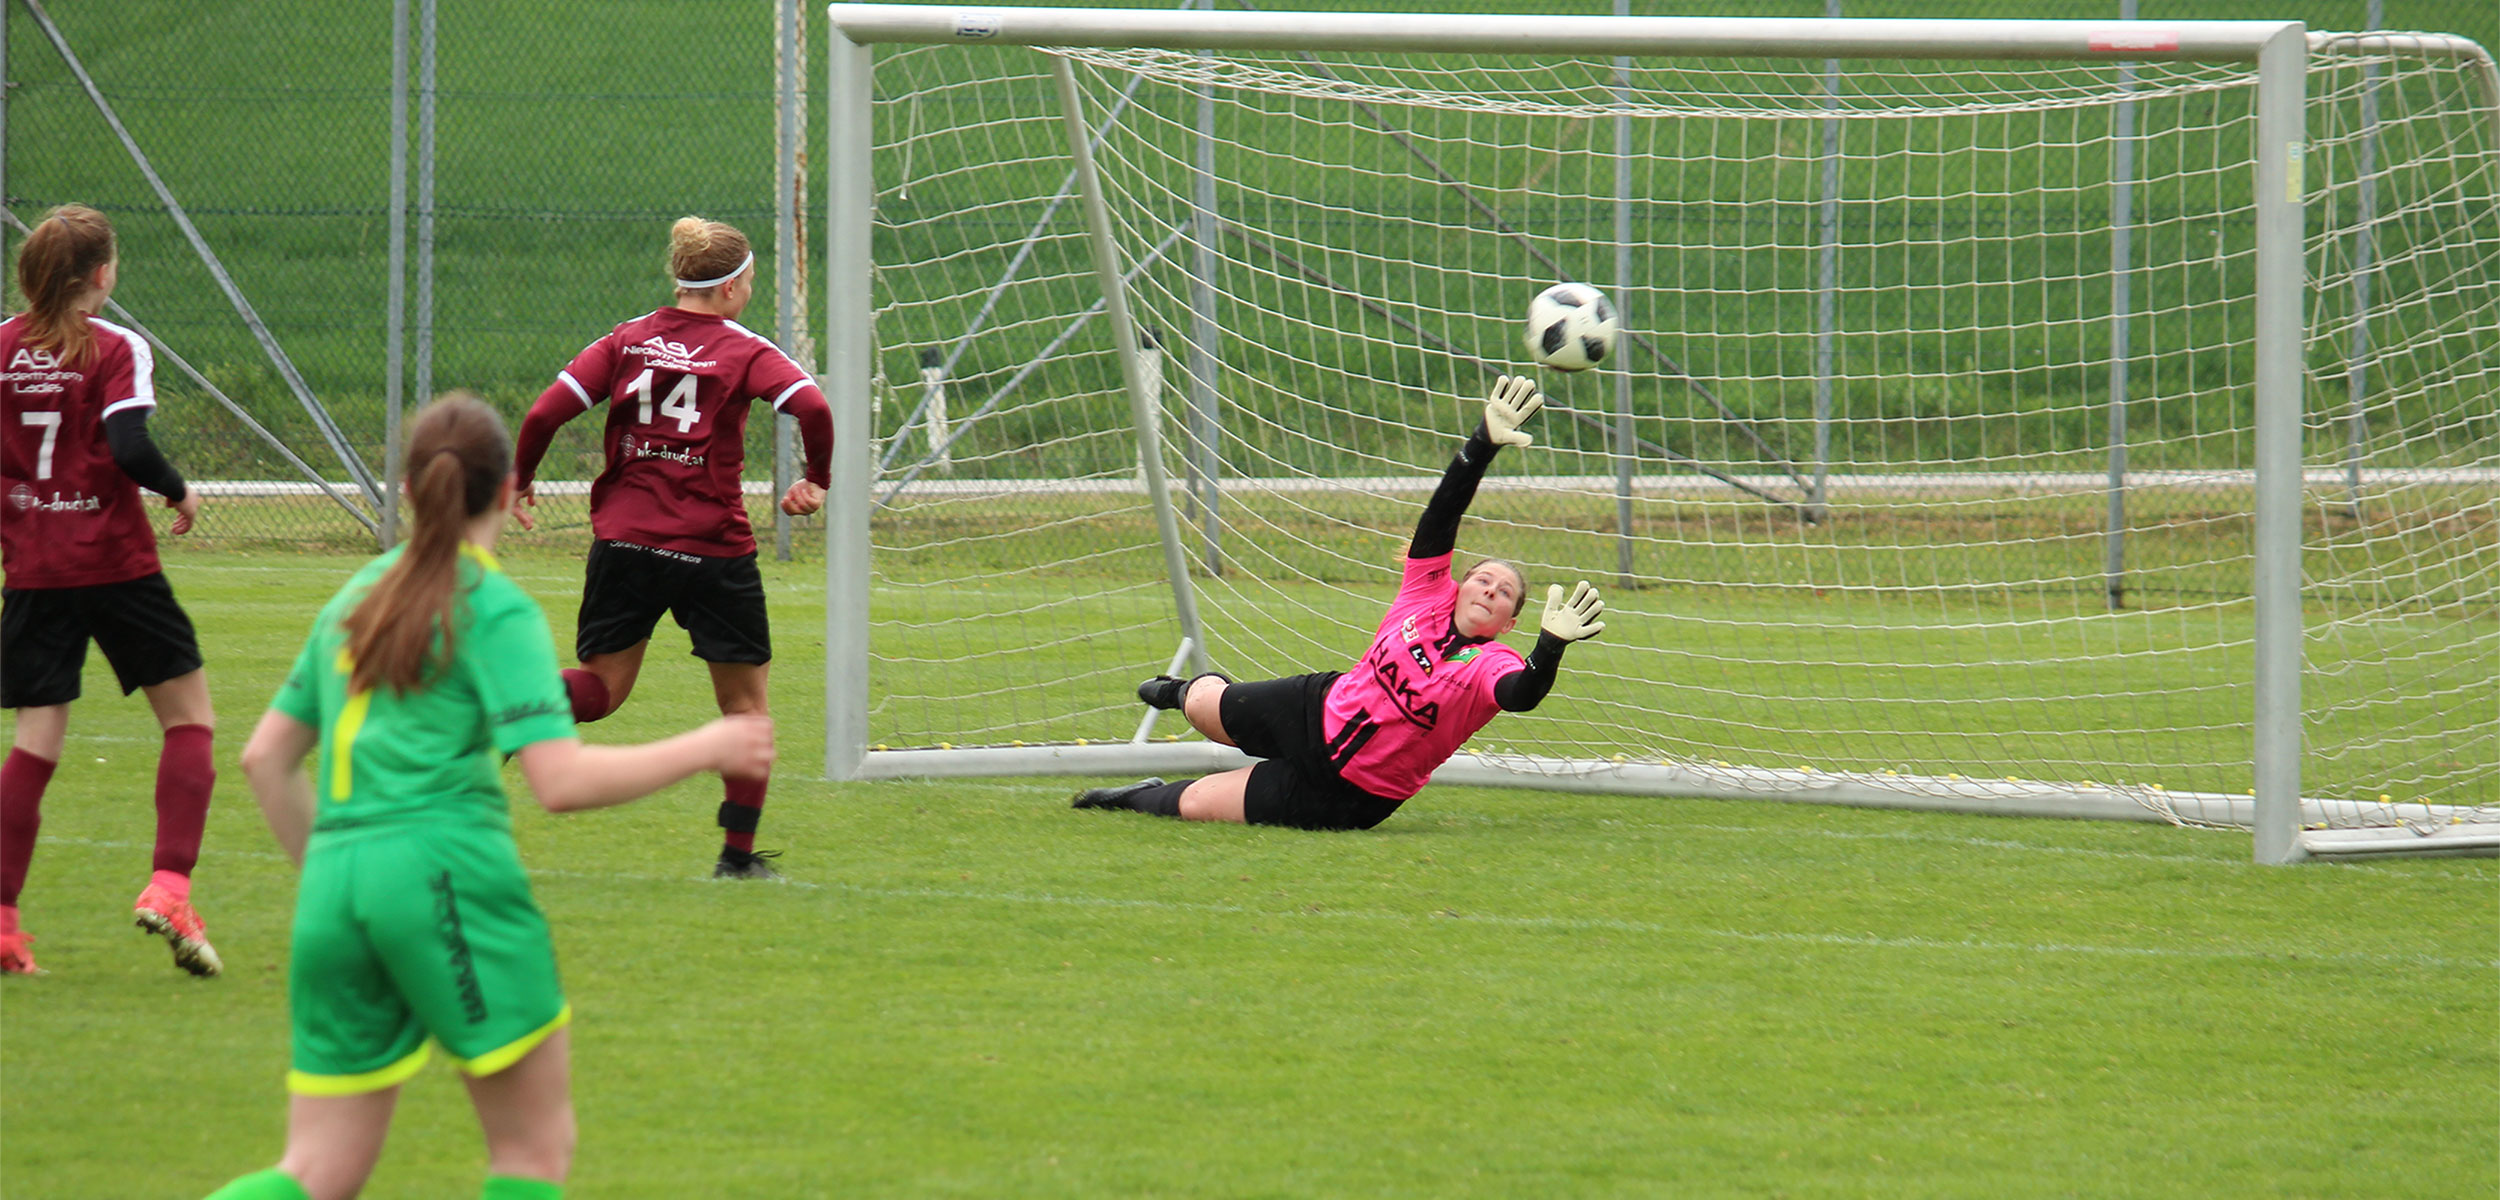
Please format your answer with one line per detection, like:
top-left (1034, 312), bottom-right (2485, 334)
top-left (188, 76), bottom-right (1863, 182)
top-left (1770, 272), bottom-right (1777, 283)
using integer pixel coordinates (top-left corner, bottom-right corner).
top-left (1410, 375), bottom-right (1544, 559)
top-left (1493, 581), bottom-right (1606, 713)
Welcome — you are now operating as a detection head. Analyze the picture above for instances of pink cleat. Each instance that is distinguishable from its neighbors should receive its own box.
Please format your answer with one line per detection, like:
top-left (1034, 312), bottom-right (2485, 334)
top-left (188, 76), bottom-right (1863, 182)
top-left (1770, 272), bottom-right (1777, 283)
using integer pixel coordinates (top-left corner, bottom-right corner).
top-left (0, 929), bottom-right (39, 976)
top-left (133, 883), bottom-right (222, 977)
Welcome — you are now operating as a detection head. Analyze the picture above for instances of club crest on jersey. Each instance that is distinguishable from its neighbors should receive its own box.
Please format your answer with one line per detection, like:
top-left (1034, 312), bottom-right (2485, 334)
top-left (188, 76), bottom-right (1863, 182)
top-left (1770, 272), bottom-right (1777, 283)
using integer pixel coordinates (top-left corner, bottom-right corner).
top-left (1400, 614), bottom-right (1420, 642)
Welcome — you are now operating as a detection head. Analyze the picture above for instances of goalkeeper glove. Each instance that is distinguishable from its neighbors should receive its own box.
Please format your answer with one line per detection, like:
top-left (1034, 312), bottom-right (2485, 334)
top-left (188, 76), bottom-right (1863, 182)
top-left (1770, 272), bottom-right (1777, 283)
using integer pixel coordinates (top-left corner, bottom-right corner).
top-left (1482, 374), bottom-right (1546, 448)
top-left (1538, 581), bottom-right (1606, 642)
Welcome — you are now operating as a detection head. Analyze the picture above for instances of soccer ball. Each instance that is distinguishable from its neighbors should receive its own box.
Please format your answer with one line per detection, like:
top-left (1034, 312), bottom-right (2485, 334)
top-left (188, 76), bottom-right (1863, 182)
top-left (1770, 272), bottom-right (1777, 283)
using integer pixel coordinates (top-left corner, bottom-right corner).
top-left (1523, 283), bottom-right (1619, 372)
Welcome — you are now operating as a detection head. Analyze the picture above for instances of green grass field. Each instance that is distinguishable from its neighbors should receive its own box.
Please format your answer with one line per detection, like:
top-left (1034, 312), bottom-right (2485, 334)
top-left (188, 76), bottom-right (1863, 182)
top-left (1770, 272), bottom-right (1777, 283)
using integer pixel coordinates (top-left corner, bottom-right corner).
top-left (2, 548), bottom-right (2493, 1198)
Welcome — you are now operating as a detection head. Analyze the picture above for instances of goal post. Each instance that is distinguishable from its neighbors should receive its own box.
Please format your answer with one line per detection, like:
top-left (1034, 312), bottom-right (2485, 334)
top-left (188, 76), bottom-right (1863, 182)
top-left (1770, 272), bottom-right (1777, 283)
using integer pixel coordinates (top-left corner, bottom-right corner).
top-left (820, 5), bottom-right (2499, 862)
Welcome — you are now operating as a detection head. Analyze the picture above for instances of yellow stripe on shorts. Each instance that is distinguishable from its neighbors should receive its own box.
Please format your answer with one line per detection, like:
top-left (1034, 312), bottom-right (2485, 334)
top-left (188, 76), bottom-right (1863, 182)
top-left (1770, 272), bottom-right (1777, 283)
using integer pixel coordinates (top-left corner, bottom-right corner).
top-left (288, 1042), bottom-right (432, 1096)
top-left (451, 1004), bottom-right (573, 1078)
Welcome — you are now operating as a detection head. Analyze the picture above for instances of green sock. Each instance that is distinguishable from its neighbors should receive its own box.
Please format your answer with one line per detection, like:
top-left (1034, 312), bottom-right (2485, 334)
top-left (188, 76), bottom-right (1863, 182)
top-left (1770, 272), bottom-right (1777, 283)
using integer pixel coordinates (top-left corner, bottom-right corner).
top-left (204, 1169), bottom-right (311, 1200)
top-left (481, 1176), bottom-right (563, 1200)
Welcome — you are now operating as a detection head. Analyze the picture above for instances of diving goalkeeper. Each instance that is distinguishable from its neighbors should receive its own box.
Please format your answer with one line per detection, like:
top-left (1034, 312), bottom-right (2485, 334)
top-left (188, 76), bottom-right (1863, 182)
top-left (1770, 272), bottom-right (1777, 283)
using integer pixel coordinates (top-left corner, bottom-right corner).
top-left (1074, 375), bottom-right (1606, 831)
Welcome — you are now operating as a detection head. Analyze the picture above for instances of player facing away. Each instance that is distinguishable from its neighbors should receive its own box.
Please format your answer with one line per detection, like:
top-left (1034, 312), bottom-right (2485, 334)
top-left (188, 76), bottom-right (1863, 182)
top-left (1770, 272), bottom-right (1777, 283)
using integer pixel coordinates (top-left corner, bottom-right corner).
top-left (0, 204), bottom-right (221, 976)
top-left (215, 395), bottom-right (776, 1200)
top-left (510, 216), bottom-right (832, 879)
top-left (1074, 375), bottom-right (1608, 830)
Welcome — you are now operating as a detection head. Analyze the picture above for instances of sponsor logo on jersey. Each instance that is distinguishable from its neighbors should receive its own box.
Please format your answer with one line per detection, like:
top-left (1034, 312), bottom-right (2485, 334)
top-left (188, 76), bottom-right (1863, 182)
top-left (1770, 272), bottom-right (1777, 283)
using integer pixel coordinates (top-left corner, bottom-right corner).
top-left (618, 433), bottom-right (706, 468)
top-left (1362, 641), bottom-right (1441, 731)
top-left (7, 484), bottom-right (99, 513)
top-left (1406, 643), bottom-right (1435, 676)
top-left (626, 335), bottom-right (715, 370)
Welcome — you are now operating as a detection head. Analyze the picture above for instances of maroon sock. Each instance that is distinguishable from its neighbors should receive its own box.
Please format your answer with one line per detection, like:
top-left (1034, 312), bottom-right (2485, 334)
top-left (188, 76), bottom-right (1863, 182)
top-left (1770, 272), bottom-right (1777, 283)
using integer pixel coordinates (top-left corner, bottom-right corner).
top-left (561, 669), bottom-right (611, 724)
top-left (153, 724), bottom-right (215, 878)
top-left (1, 749), bottom-right (58, 909)
top-left (719, 775), bottom-right (767, 853)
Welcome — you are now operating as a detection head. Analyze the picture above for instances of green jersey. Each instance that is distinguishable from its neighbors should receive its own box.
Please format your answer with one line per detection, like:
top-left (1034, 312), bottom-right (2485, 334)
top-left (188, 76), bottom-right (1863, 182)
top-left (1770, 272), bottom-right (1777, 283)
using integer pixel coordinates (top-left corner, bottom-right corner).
top-left (272, 543), bottom-right (576, 835)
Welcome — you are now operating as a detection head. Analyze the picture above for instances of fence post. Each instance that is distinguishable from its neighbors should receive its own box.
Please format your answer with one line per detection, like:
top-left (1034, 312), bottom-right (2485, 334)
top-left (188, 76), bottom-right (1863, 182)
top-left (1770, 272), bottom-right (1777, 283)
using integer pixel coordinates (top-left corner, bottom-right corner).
top-left (410, 0), bottom-right (437, 552)
top-left (382, 0), bottom-right (412, 549)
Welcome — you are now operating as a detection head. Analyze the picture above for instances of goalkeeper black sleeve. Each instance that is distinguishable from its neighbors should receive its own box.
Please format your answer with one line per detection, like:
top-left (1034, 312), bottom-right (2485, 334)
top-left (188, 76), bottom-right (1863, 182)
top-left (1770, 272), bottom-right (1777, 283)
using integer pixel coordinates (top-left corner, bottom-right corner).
top-left (1408, 424), bottom-right (1501, 559)
top-left (1492, 631), bottom-right (1571, 713)
top-left (103, 407), bottom-right (188, 502)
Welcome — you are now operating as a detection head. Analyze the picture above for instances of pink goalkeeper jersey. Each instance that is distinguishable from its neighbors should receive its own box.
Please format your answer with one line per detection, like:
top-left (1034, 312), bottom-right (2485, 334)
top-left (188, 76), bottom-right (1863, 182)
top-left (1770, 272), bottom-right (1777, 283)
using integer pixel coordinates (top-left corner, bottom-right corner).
top-left (555, 308), bottom-right (816, 557)
top-left (1321, 552), bottom-right (1527, 799)
top-left (0, 315), bottom-right (163, 589)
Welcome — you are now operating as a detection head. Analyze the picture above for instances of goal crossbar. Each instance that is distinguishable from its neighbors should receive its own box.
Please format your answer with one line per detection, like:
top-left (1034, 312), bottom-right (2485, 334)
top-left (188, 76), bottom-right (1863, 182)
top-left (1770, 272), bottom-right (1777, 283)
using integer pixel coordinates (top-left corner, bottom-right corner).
top-left (829, 5), bottom-right (2298, 62)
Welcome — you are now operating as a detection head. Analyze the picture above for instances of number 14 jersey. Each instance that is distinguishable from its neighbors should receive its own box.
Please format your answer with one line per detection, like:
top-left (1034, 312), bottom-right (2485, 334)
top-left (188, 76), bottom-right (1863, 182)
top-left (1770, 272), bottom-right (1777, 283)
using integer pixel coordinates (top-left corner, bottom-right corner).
top-left (552, 307), bottom-right (816, 558)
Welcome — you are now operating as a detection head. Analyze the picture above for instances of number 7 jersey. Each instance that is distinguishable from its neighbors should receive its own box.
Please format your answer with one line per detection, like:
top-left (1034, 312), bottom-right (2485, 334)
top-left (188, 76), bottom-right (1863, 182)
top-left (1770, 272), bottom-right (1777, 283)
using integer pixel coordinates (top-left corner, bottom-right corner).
top-left (548, 307), bottom-right (820, 558)
top-left (0, 315), bottom-right (164, 588)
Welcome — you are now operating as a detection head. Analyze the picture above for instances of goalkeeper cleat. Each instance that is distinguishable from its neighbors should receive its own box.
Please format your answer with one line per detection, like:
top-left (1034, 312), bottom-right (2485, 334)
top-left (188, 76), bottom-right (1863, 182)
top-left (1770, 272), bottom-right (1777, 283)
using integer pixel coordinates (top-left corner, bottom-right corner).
top-left (1136, 675), bottom-right (1187, 710)
top-left (0, 929), bottom-right (39, 976)
top-left (712, 847), bottom-right (784, 881)
top-left (133, 885), bottom-right (223, 977)
top-left (1072, 777), bottom-right (1167, 811)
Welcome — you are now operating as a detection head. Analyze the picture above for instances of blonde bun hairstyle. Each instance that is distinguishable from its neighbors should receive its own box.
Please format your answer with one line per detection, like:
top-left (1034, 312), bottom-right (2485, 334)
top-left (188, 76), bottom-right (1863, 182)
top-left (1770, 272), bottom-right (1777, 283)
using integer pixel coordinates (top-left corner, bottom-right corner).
top-left (669, 216), bottom-right (751, 293)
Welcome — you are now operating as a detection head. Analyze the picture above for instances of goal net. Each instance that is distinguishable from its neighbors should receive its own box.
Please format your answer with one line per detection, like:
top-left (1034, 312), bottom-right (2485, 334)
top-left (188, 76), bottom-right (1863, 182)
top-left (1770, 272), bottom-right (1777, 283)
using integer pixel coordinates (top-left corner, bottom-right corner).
top-left (828, 12), bottom-right (2498, 855)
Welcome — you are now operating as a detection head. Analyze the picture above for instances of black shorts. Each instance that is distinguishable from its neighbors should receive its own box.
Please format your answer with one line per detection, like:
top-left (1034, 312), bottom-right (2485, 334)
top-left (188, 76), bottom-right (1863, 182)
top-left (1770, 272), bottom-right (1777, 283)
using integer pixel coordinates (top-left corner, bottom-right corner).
top-left (575, 540), bottom-right (771, 665)
top-left (1, 572), bottom-right (204, 708)
top-left (1218, 672), bottom-right (1405, 832)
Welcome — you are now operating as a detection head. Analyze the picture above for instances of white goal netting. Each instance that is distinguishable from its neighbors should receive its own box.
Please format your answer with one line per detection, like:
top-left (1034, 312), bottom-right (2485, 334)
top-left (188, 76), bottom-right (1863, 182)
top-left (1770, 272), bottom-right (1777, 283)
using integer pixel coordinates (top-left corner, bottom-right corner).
top-left (855, 33), bottom-right (2497, 836)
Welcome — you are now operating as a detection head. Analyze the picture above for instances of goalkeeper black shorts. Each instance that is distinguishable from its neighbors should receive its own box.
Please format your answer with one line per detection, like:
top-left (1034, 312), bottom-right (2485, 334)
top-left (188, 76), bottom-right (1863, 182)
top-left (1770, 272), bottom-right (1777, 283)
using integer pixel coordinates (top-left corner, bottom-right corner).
top-left (1218, 671), bottom-right (1403, 831)
top-left (575, 540), bottom-right (770, 665)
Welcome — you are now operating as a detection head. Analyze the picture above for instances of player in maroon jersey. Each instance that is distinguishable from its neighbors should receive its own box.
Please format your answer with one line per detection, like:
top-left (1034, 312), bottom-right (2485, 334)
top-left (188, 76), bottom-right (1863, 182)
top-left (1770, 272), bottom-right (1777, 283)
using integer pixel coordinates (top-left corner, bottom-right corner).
top-left (0, 205), bottom-right (221, 976)
top-left (512, 216), bottom-right (833, 879)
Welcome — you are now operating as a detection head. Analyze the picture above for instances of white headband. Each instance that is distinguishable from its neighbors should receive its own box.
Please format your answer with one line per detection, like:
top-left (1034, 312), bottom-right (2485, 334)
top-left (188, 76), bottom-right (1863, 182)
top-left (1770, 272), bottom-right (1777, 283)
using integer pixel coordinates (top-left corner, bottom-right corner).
top-left (676, 251), bottom-right (752, 291)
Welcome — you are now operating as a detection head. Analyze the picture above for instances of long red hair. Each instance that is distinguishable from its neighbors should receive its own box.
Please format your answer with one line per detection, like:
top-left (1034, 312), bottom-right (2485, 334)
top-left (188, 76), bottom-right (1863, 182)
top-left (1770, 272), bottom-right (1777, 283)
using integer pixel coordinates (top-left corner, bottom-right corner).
top-left (14, 205), bottom-right (116, 368)
top-left (342, 393), bottom-right (512, 694)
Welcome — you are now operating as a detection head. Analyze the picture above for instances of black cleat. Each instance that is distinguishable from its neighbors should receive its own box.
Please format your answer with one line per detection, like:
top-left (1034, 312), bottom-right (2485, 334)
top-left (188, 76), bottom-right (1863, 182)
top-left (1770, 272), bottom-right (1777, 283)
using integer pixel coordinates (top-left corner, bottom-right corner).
top-left (713, 847), bottom-right (784, 880)
top-left (1072, 777), bottom-right (1167, 811)
top-left (1136, 675), bottom-right (1189, 710)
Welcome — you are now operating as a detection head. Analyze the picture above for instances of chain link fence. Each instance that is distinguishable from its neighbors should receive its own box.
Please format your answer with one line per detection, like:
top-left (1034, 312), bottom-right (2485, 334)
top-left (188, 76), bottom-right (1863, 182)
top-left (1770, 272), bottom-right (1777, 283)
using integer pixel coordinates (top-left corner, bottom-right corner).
top-left (5, 0), bottom-right (2486, 559)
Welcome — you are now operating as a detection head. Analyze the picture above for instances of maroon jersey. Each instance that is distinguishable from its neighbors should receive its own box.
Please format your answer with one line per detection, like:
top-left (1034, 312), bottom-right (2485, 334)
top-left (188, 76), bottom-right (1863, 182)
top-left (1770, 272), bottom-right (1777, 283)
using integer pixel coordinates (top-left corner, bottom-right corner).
top-left (548, 308), bottom-right (815, 557)
top-left (0, 315), bottom-right (163, 588)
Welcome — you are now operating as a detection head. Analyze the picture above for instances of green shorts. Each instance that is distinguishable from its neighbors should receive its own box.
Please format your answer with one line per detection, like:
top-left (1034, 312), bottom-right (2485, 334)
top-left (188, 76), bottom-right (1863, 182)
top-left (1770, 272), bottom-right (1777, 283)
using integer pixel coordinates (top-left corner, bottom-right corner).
top-left (287, 823), bottom-right (569, 1095)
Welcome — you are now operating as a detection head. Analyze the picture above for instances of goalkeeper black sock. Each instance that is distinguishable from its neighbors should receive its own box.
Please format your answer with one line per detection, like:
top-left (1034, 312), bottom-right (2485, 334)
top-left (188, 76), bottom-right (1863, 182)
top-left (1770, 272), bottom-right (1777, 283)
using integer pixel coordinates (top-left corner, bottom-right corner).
top-left (1126, 778), bottom-right (1191, 817)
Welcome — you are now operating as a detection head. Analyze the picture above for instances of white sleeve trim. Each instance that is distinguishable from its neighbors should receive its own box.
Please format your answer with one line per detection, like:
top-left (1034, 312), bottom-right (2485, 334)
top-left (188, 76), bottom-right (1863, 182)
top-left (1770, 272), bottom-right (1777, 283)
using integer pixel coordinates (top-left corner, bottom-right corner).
top-left (768, 379), bottom-right (813, 411)
top-left (101, 396), bottom-right (158, 419)
top-left (91, 318), bottom-right (158, 409)
top-left (556, 370), bottom-right (595, 408)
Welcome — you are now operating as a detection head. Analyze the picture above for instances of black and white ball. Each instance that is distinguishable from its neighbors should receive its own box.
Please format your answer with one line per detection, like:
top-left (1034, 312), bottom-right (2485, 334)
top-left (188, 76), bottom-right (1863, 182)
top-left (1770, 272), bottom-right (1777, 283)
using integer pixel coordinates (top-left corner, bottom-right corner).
top-left (1523, 283), bottom-right (1619, 372)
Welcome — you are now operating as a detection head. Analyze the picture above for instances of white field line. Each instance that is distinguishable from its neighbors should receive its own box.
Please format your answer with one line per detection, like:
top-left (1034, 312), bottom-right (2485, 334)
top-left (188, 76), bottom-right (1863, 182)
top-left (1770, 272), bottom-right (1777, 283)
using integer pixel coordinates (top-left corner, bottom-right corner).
top-left (45, 833), bottom-right (2493, 974)
top-left (191, 466), bottom-right (2500, 501)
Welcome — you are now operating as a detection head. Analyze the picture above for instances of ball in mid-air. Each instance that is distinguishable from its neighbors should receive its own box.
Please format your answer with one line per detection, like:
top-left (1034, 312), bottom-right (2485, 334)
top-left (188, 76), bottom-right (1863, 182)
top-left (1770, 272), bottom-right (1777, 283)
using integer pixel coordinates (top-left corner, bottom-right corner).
top-left (1523, 283), bottom-right (1619, 372)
